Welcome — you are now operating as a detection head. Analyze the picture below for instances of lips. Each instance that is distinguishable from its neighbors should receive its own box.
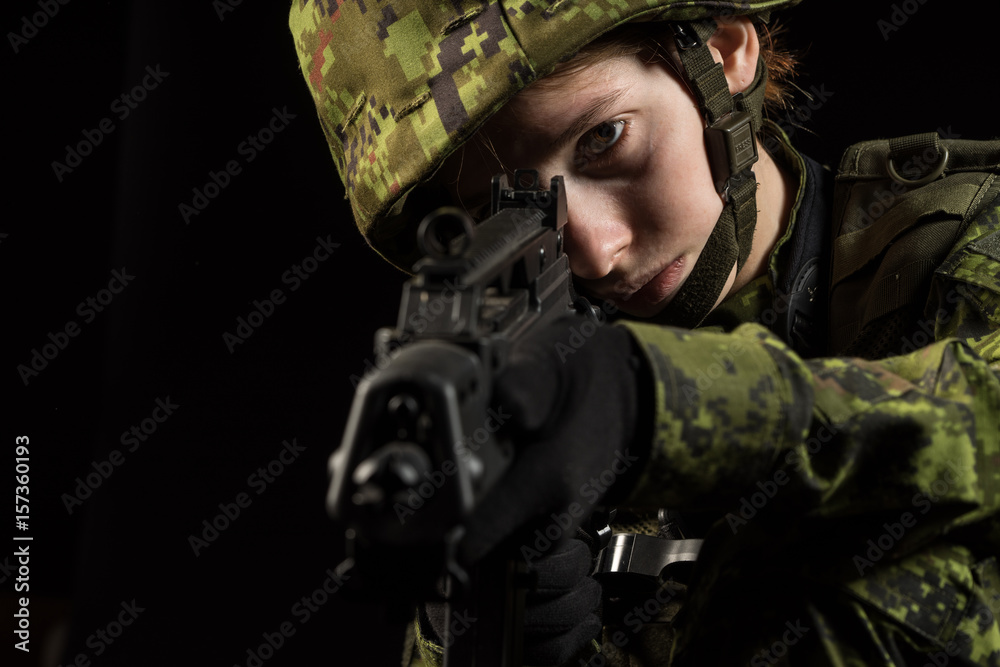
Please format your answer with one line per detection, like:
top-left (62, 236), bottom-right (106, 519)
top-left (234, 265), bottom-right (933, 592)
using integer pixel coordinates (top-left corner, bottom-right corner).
top-left (624, 257), bottom-right (686, 309)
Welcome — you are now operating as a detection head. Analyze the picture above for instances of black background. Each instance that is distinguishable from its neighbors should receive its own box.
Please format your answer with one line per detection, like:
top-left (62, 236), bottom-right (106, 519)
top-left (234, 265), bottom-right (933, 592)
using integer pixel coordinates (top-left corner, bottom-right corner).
top-left (4, 2), bottom-right (997, 666)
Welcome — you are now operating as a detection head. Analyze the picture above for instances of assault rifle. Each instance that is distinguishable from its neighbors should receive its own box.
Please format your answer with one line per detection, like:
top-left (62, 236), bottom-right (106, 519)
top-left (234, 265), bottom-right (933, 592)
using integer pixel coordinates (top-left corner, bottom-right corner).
top-left (327, 170), bottom-right (596, 666)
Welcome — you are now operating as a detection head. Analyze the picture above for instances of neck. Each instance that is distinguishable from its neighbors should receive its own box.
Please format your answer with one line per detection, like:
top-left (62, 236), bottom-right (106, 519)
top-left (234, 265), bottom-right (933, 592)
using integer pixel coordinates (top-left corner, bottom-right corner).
top-left (730, 139), bottom-right (795, 294)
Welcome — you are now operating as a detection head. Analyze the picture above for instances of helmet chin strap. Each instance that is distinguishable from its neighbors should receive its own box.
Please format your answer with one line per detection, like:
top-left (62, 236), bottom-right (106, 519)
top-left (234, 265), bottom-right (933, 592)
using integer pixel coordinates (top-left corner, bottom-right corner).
top-left (648, 20), bottom-right (768, 328)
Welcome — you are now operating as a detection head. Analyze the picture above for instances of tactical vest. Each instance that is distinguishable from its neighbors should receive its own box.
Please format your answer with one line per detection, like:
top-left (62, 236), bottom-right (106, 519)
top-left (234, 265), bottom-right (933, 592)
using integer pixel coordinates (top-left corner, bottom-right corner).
top-left (827, 132), bottom-right (1000, 358)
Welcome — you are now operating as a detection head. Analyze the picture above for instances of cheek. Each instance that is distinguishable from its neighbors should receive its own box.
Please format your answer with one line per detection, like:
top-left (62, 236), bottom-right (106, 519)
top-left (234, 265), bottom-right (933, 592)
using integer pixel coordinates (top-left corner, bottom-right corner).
top-left (639, 126), bottom-right (723, 245)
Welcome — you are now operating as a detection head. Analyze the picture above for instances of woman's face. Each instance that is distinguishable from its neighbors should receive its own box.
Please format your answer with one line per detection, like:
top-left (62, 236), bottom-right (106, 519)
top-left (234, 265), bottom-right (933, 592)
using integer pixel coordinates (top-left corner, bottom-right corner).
top-left (444, 51), bottom-right (733, 318)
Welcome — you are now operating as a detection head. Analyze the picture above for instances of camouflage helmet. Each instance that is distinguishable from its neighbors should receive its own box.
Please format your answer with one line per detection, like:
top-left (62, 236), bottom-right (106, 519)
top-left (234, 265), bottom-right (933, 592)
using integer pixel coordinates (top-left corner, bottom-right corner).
top-left (289, 0), bottom-right (801, 273)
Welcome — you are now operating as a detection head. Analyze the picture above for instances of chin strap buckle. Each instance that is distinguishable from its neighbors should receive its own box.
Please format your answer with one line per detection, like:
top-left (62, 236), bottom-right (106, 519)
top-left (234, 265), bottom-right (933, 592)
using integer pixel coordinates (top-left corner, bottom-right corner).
top-left (706, 108), bottom-right (759, 198)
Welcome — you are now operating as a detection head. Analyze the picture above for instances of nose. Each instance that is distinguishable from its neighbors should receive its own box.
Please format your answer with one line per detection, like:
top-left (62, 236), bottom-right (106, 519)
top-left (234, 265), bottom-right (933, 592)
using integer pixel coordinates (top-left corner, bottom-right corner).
top-left (562, 189), bottom-right (630, 281)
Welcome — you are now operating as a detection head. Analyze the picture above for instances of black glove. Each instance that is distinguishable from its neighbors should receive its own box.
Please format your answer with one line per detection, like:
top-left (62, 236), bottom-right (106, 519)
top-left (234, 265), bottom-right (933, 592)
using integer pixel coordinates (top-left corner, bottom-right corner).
top-left (424, 537), bottom-right (602, 666)
top-left (519, 538), bottom-right (603, 665)
top-left (461, 314), bottom-right (653, 564)
top-left (422, 315), bottom-right (651, 665)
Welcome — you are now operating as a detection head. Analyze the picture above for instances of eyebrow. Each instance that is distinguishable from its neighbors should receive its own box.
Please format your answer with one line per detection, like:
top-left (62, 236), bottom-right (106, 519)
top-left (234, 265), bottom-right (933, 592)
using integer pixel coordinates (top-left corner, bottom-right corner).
top-left (548, 86), bottom-right (632, 152)
top-left (455, 86), bottom-right (633, 215)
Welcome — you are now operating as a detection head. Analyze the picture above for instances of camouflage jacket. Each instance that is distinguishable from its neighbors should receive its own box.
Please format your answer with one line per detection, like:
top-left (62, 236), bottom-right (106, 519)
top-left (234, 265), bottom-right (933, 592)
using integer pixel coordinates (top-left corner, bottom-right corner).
top-left (611, 130), bottom-right (1000, 666)
top-left (408, 131), bottom-right (1000, 666)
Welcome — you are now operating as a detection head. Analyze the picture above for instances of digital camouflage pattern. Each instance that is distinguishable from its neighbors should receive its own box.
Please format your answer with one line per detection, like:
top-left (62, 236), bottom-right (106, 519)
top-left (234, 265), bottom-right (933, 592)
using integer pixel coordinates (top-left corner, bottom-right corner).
top-left (288, 0), bottom-right (801, 271)
top-left (612, 132), bottom-right (1000, 665)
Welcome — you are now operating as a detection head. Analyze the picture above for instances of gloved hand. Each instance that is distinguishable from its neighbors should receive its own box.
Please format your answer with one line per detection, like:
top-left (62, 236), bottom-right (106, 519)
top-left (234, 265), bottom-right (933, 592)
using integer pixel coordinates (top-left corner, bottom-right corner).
top-left (519, 538), bottom-right (603, 665)
top-left (423, 537), bottom-right (602, 666)
top-left (420, 314), bottom-right (652, 665)
top-left (461, 313), bottom-right (654, 564)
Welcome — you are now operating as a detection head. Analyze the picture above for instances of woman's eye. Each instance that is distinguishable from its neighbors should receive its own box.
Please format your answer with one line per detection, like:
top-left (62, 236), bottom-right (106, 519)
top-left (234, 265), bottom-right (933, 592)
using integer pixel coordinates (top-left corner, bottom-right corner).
top-left (576, 120), bottom-right (626, 168)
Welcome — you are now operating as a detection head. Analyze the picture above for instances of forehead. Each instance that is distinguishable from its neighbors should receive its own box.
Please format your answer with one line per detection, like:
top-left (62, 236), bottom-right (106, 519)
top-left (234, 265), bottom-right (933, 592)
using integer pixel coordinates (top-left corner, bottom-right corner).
top-left (440, 54), bottom-right (646, 205)
top-left (493, 54), bottom-right (642, 131)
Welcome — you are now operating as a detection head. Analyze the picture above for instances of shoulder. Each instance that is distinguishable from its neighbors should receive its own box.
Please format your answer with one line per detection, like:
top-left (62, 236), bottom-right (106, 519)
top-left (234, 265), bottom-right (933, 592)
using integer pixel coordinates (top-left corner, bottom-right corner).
top-left (827, 132), bottom-right (1000, 356)
top-left (832, 132), bottom-right (1000, 233)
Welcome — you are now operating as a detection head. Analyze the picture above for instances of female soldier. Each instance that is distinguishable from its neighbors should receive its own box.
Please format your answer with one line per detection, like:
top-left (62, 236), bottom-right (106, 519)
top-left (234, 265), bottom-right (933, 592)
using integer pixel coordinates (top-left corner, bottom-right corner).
top-left (289, 1), bottom-right (1000, 664)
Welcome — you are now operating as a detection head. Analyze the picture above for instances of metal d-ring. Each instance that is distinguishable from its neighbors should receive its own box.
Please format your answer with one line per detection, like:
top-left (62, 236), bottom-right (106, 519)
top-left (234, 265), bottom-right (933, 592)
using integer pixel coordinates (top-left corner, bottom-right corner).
top-left (887, 144), bottom-right (949, 187)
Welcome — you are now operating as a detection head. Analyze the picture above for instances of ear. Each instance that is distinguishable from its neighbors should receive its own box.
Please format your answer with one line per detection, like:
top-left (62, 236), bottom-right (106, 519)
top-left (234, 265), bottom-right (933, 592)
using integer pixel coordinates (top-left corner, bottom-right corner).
top-left (707, 16), bottom-right (760, 96)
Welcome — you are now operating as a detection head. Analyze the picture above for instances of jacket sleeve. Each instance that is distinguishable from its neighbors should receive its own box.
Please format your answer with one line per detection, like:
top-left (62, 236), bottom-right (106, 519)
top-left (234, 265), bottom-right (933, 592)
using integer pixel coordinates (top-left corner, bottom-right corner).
top-left (618, 187), bottom-right (1000, 522)
top-left (615, 198), bottom-right (1000, 664)
top-left (616, 323), bottom-right (1000, 530)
